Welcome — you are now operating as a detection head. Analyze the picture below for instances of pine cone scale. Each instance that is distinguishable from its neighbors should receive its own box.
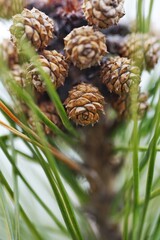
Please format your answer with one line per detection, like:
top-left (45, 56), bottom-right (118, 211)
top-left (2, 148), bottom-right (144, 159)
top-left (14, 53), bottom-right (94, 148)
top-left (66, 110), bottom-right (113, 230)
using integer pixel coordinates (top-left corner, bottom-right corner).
top-left (85, 103), bottom-right (97, 113)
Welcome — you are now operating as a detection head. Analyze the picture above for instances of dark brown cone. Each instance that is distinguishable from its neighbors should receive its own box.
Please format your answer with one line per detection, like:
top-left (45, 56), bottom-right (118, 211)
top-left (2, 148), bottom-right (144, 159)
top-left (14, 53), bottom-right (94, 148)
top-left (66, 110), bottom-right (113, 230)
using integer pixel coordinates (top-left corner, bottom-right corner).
top-left (10, 7), bottom-right (55, 51)
top-left (64, 26), bottom-right (107, 69)
top-left (64, 83), bottom-right (105, 126)
top-left (28, 100), bottom-right (62, 135)
top-left (100, 56), bottom-right (141, 96)
top-left (26, 50), bottom-right (69, 93)
top-left (119, 33), bottom-right (160, 70)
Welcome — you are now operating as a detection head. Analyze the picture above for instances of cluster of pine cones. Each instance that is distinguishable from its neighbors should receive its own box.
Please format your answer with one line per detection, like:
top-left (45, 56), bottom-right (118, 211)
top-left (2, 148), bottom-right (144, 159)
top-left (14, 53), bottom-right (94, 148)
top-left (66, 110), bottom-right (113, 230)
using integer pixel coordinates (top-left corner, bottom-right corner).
top-left (1, 0), bottom-right (160, 133)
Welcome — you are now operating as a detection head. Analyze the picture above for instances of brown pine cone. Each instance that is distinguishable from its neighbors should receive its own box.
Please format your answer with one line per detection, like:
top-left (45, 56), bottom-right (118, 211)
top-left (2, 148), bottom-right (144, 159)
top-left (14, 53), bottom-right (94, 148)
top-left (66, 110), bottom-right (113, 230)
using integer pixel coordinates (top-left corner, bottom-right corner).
top-left (138, 92), bottom-right (149, 117)
top-left (64, 26), bottom-right (107, 69)
top-left (0, 39), bottom-right (19, 68)
top-left (11, 64), bottom-right (29, 87)
top-left (82, 0), bottom-right (125, 29)
top-left (112, 92), bottom-right (148, 118)
top-left (64, 83), bottom-right (105, 126)
top-left (10, 8), bottom-right (55, 51)
top-left (100, 56), bottom-right (141, 96)
top-left (28, 100), bottom-right (62, 135)
top-left (0, 0), bottom-right (24, 19)
top-left (119, 33), bottom-right (160, 70)
top-left (26, 50), bottom-right (69, 93)
top-left (6, 64), bottom-right (29, 97)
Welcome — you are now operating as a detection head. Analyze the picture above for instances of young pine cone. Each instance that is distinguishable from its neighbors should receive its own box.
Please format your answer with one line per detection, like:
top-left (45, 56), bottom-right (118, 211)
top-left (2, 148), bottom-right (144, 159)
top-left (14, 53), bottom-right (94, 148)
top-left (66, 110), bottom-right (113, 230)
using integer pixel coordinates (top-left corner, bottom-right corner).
top-left (82, 0), bottom-right (125, 29)
top-left (119, 33), bottom-right (160, 70)
top-left (10, 8), bottom-right (55, 51)
top-left (100, 56), bottom-right (141, 96)
top-left (64, 83), bottom-right (105, 126)
top-left (28, 101), bottom-right (62, 135)
top-left (0, 0), bottom-right (24, 19)
top-left (26, 50), bottom-right (69, 93)
top-left (112, 92), bottom-right (148, 118)
top-left (64, 26), bottom-right (107, 69)
top-left (0, 39), bottom-right (18, 68)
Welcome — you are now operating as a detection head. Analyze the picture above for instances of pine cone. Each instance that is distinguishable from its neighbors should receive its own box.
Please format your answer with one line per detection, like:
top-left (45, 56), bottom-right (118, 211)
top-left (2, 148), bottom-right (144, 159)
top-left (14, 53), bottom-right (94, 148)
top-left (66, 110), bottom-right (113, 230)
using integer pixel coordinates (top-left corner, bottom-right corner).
top-left (138, 92), bottom-right (149, 117)
top-left (112, 92), bottom-right (148, 118)
top-left (64, 83), bottom-right (105, 126)
top-left (26, 50), bottom-right (69, 93)
top-left (100, 56), bottom-right (141, 96)
top-left (11, 64), bottom-right (28, 87)
top-left (6, 64), bottom-right (28, 97)
top-left (82, 0), bottom-right (125, 29)
top-left (0, 39), bottom-right (18, 68)
top-left (119, 33), bottom-right (160, 70)
top-left (64, 26), bottom-right (107, 69)
top-left (0, 0), bottom-right (24, 19)
top-left (28, 100), bottom-right (62, 135)
top-left (10, 8), bottom-right (55, 51)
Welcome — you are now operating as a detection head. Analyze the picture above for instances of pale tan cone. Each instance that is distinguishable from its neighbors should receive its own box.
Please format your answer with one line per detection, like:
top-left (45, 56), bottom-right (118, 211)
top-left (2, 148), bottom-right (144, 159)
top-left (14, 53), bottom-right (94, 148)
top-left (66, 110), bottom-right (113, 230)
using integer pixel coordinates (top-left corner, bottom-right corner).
top-left (112, 92), bottom-right (148, 118)
top-left (100, 56), bottom-right (141, 96)
top-left (119, 33), bottom-right (160, 70)
top-left (26, 50), bottom-right (69, 93)
top-left (0, 39), bottom-right (19, 68)
top-left (82, 0), bottom-right (125, 29)
top-left (64, 83), bottom-right (105, 126)
top-left (11, 64), bottom-right (27, 87)
top-left (10, 7), bottom-right (55, 51)
top-left (6, 64), bottom-right (29, 96)
top-left (64, 26), bottom-right (107, 69)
